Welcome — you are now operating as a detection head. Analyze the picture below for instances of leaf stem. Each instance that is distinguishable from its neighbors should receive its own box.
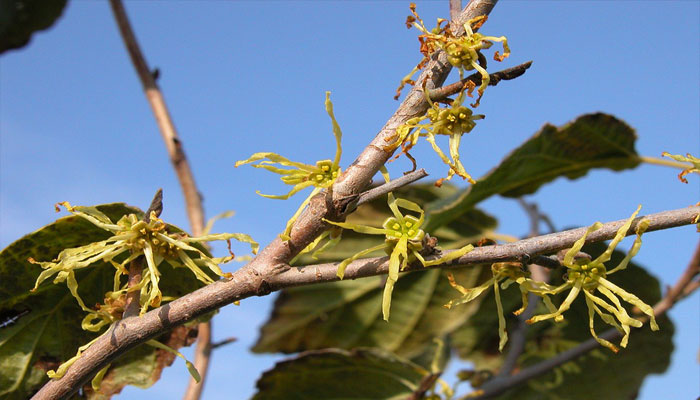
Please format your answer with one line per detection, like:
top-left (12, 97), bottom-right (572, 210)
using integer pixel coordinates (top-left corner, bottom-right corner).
top-left (639, 155), bottom-right (690, 170)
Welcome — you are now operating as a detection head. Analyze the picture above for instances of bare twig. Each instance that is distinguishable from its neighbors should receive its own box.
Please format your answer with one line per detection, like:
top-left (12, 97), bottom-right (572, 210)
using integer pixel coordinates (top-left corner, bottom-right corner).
top-left (108, 0), bottom-right (204, 234)
top-left (121, 260), bottom-right (145, 318)
top-left (185, 319), bottom-right (212, 400)
top-left (108, 2), bottom-right (211, 399)
top-left (356, 169), bottom-right (428, 208)
top-left (471, 238), bottom-right (700, 399)
top-left (211, 336), bottom-right (237, 350)
top-left (408, 373), bottom-right (441, 400)
top-left (31, 205), bottom-right (699, 399)
top-left (429, 61), bottom-right (533, 102)
top-left (653, 239), bottom-right (700, 315)
top-left (516, 198), bottom-right (555, 237)
top-left (498, 199), bottom-right (551, 377)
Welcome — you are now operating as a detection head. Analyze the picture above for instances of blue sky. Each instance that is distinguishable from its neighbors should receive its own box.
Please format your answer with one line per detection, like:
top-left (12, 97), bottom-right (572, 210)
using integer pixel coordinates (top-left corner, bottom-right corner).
top-left (1, 1), bottom-right (698, 399)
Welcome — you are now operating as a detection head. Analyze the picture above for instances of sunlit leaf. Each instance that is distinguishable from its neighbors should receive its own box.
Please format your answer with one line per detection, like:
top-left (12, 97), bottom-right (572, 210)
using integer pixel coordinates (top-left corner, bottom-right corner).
top-left (252, 348), bottom-right (429, 400)
top-left (426, 113), bottom-right (639, 230)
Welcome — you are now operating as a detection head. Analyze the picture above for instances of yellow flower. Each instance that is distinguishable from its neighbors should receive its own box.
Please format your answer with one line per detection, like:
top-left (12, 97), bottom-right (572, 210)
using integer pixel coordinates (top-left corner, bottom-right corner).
top-left (30, 202), bottom-right (249, 383)
top-left (390, 89), bottom-right (484, 185)
top-left (445, 262), bottom-right (551, 352)
top-left (235, 92), bottom-right (343, 240)
top-left (30, 202), bottom-right (258, 316)
top-left (325, 169), bottom-right (473, 321)
top-left (526, 206), bottom-right (657, 352)
top-left (395, 3), bottom-right (510, 106)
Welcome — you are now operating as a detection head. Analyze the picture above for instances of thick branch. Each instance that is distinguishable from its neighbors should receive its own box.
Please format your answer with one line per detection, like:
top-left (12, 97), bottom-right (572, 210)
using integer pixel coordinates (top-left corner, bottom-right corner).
top-left (108, 2), bottom-right (210, 398)
top-left (31, 205), bottom-right (699, 399)
top-left (471, 238), bottom-right (700, 399)
top-left (449, 0), bottom-right (463, 33)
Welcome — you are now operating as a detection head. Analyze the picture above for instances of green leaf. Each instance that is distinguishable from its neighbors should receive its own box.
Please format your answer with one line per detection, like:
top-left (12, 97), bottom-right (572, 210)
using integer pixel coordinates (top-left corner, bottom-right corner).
top-left (0, 0), bottom-right (67, 54)
top-left (426, 113), bottom-right (640, 230)
top-left (254, 184), bottom-right (497, 364)
top-left (0, 203), bottom-right (214, 399)
top-left (253, 348), bottom-right (429, 400)
top-left (450, 242), bottom-right (673, 399)
top-left (253, 268), bottom-right (485, 363)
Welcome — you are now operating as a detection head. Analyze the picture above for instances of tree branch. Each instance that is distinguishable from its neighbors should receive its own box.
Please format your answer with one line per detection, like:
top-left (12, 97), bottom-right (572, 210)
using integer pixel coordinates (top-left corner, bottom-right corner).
top-left (356, 169), bottom-right (428, 208)
top-left (230, 1), bottom-right (501, 314)
top-left (108, 0), bottom-right (205, 236)
top-left (31, 205), bottom-right (699, 399)
top-left (428, 61), bottom-right (533, 102)
top-left (107, 2), bottom-right (211, 399)
top-left (470, 238), bottom-right (700, 399)
top-left (449, 0), bottom-right (463, 33)
top-left (497, 199), bottom-right (552, 377)
top-left (211, 336), bottom-right (237, 350)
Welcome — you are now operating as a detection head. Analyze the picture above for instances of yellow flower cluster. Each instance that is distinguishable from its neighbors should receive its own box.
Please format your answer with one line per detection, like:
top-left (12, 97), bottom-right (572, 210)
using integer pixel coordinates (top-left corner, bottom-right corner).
top-left (389, 89), bottom-right (484, 186)
top-left (446, 206), bottom-right (658, 352)
top-left (31, 202), bottom-right (257, 317)
top-left (29, 202), bottom-right (258, 384)
top-left (396, 3), bottom-right (510, 105)
top-left (391, 4), bottom-right (510, 185)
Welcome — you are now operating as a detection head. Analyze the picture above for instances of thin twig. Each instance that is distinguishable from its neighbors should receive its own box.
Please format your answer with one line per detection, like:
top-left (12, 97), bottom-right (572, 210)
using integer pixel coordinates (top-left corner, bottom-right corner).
top-left (498, 199), bottom-right (551, 377)
top-left (429, 61), bottom-right (533, 102)
top-left (187, 319), bottom-right (211, 399)
top-left (408, 373), bottom-right (441, 400)
top-left (31, 205), bottom-right (699, 399)
top-left (211, 337), bottom-right (237, 350)
top-left (527, 255), bottom-right (564, 270)
top-left (653, 239), bottom-right (700, 315)
top-left (329, 168), bottom-right (428, 221)
top-left (108, 2), bottom-right (211, 399)
top-left (122, 260), bottom-right (145, 318)
top-left (471, 238), bottom-right (700, 399)
top-left (108, 1), bottom-right (204, 233)
top-left (356, 169), bottom-right (428, 207)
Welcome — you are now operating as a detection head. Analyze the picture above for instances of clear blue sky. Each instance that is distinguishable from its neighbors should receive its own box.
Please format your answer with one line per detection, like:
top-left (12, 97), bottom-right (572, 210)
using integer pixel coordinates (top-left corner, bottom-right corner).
top-left (1, 1), bottom-right (698, 399)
